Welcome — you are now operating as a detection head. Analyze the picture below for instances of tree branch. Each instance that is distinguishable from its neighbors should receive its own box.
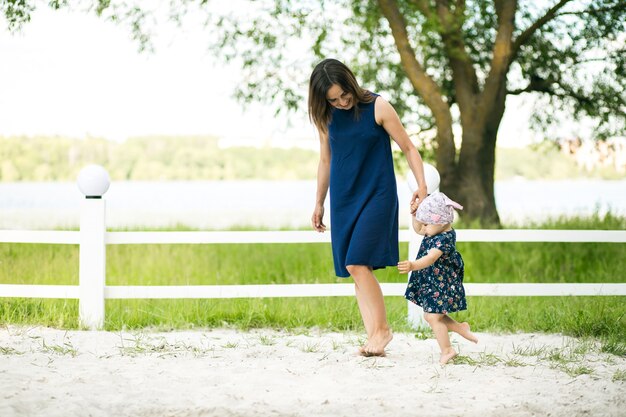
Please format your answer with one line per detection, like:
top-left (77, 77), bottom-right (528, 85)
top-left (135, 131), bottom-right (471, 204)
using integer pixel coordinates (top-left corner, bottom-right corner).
top-left (479, 0), bottom-right (517, 119)
top-left (555, 3), bottom-right (626, 17)
top-left (434, 0), bottom-right (479, 114)
top-left (507, 88), bottom-right (527, 96)
top-left (507, 76), bottom-right (555, 95)
top-left (511, 0), bottom-right (573, 59)
top-left (507, 79), bottom-right (594, 109)
top-left (377, 0), bottom-right (457, 171)
top-left (377, 0), bottom-right (449, 117)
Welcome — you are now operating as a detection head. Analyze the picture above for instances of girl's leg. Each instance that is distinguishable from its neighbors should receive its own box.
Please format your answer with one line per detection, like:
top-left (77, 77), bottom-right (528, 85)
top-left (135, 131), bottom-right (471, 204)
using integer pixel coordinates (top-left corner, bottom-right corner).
top-left (424, 312), bottom-right (457, 364)
top-left (348, 265), bottom-right (393, 356)
top-left (442, 315), bottom-right (478, 343)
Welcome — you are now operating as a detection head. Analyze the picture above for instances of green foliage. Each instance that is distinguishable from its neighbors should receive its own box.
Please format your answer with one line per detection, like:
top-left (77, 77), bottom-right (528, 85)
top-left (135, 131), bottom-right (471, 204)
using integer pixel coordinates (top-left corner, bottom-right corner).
top-left (0, 0), bottom-right (35, 31)
top-left (0, 135), bottom-right (319, 181)
top-left (182, 0), bottom-right (626, 139)
top-left (513, 1), bottom-right (626, 139)
top-left (1, 0), bottom-right (154, 51)
top-left (3, 135), bottom-right (624, 181)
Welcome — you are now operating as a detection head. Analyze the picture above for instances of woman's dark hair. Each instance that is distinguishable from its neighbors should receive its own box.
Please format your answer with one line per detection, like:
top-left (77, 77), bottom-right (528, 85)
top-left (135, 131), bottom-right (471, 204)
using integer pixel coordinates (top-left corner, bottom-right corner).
top-left (308, 58), bottom-right (374, 133)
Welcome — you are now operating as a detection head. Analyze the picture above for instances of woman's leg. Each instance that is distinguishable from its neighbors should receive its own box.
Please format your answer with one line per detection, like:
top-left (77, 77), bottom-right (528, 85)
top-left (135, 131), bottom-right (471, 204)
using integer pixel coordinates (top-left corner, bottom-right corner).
top-left (347, 265), bottom-right (393, 356)
top-left (354, 283), bottom-right (373, 350)
top-left (442, 315), bottom-right (478, 343)
top-left (424, 312), bottom-right (457, 364)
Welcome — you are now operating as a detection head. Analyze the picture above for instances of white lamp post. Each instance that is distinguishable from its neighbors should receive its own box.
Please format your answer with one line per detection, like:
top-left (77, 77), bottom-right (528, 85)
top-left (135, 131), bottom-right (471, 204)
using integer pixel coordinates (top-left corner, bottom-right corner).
top-left (77, 165), bottom-right (110, 330)
top-left (405, 162), bottom-right (441, 329)
top-left (77, 164), bottom-right (110, 198)
top-left (405, 162), bottom-right (440, 195)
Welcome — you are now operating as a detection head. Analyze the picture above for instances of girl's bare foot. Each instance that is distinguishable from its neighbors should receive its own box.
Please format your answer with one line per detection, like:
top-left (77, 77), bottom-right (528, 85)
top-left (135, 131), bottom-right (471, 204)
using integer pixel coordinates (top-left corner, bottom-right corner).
top-left (362, 330), bottom-right (393, 357)
top-left (440, 348), bottom-right (457, 365)
top-left (458, 322), bottom-right (478, 344)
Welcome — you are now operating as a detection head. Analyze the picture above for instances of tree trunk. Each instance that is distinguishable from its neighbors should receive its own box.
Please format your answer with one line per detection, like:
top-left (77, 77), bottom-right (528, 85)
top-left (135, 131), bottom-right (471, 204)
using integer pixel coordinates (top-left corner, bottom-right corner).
top-left (448, 84), bottom-right (508, 227)
top-left (435, 119), bottom-right (457, 195)
top-left (450, 130), bottom-right (500, 227)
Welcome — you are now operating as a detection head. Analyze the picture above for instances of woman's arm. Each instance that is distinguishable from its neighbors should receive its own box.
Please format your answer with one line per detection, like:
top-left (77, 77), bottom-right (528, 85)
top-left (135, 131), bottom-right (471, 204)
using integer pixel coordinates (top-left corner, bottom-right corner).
top-left (375, 97), bottom-right (428, 209)
top-left (312, 129), bottom-right (330, 232)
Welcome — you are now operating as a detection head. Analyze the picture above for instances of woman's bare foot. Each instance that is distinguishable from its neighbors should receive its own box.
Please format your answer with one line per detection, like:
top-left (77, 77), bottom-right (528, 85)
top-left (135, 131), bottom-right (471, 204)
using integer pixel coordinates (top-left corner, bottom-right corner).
top-left (458, 322), bottom-right (478, 344)
top-left (440, 348), bottom-right (457, 365)
top-left (362, 330), bottom-right (393, 357)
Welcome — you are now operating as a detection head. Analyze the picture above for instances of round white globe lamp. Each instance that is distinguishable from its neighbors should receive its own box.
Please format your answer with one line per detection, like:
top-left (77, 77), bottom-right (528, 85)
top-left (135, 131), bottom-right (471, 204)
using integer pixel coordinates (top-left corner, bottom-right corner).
top-left (406, 162), bottom-right (440, 194)
top-left (77, 165), bottom-right (110, 198)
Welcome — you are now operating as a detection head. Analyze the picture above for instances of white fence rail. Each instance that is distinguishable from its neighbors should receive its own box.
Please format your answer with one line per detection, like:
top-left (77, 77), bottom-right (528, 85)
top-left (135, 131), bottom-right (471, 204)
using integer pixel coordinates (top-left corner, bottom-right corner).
top-left (1, 182), bottom-right (625, 330)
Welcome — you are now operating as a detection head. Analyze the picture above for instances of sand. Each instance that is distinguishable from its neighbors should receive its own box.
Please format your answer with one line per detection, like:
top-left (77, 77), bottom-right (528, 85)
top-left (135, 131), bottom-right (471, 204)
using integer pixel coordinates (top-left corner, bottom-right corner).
top-left (0, 326), bottom-right (623, 417)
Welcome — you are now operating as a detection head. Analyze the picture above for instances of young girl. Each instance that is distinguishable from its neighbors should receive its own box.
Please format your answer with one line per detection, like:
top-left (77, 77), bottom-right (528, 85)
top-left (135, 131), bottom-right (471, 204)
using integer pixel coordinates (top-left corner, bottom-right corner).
top-left (398, 192), bottom-right (478, 364)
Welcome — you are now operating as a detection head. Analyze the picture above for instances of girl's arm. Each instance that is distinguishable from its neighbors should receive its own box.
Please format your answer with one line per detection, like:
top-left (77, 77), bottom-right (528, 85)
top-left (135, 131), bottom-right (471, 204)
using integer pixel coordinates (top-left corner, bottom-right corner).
top-left (397, 248), bottom-right (443, 274)
top-left (375, 97), bottom-right (428, 209)
top-left (312, 129), bottom-right (330, 232)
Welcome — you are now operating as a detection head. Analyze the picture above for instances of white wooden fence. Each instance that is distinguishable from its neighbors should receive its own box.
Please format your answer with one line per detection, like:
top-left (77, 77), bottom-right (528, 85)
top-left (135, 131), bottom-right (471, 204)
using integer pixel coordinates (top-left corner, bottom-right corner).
top-left (1, 180), bottom-right (625, 330)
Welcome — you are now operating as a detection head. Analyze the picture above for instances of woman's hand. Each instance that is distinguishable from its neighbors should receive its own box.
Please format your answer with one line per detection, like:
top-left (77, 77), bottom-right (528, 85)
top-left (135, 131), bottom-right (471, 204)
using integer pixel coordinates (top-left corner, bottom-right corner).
top-left (397, 260), bottom-right (415, 274)
top-left (311, 205), bottom-right (326, 232)
top-left (410, 186), bottom-right (428, 214)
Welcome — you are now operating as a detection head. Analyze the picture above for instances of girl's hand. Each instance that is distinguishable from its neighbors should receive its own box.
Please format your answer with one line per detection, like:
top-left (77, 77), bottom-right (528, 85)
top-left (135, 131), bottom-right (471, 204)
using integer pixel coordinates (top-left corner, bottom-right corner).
top-left (397, 260), bottom-right (415, 274)
top-left (311, 205), bottom-right (326, 232)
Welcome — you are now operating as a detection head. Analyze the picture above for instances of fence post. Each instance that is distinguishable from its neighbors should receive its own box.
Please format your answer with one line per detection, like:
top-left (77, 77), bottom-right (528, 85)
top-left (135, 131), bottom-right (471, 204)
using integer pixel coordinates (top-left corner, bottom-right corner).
top-left (77, 165), bottom-right (110, 330)
top-left (405, 164), bottom-right (440, 330)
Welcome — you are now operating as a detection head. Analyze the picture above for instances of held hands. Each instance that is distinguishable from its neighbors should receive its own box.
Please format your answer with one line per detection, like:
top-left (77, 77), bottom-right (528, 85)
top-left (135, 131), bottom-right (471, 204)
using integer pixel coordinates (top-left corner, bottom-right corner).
top-left (397, 260), bottom-right (416, 274)
top-left (410, 186), bottom-right (428, 214)
top-left (311, 205), bottom-right (326, 232)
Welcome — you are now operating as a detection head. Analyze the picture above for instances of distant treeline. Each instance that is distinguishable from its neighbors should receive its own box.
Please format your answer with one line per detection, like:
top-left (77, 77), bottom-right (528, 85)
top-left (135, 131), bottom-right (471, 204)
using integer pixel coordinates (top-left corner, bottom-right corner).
top-left (0, 135), bottom-right (622, 182)
top-left (0, 136), bottom-right (319, 181)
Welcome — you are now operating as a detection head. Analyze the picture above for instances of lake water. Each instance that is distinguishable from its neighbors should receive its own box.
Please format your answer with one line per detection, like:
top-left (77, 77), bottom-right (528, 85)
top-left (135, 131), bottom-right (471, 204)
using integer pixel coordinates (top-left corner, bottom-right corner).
top-left (0, 179), bottom-right (625, 229)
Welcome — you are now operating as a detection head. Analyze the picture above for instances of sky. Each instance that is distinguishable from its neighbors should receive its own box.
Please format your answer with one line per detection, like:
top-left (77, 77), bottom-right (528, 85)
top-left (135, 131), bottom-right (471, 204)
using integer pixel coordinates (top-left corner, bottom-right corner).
top-left (0, 5), bottom-right (317, 146)
top-left (0, 4), bottom-right (564, 149)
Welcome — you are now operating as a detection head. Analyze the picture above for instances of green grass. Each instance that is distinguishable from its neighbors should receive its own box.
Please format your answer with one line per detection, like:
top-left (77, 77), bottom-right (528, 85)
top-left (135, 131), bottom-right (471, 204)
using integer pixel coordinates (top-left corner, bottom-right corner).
top-left (1, 215), bottom-right (624, 352)
top-left (613, 369), bottom-right (626, 382)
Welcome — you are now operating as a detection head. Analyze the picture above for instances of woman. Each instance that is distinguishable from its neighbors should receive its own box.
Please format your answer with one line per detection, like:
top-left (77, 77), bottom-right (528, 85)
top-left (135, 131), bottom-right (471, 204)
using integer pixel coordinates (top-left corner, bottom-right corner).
top-left (309, 58), bottom-right (428, 356)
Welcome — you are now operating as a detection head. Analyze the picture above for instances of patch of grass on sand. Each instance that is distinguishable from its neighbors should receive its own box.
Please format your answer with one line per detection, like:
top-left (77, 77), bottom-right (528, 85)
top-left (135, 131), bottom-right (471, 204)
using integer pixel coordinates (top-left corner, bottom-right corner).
top-left (613, 369), bottom-right (626, 382)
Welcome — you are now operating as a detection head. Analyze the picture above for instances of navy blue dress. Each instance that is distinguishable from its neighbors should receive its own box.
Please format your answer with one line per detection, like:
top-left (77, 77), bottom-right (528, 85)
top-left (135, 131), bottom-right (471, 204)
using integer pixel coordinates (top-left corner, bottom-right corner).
top-left (405, 230), bottom-right (467, 314)
top-left (328, 94), bottom-right (399, 278)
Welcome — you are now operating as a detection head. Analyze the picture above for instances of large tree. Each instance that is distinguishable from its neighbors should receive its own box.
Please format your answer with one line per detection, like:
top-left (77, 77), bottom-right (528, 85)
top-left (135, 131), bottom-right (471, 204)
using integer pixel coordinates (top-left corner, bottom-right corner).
top-left (3, 0), bottom-right (625, 225)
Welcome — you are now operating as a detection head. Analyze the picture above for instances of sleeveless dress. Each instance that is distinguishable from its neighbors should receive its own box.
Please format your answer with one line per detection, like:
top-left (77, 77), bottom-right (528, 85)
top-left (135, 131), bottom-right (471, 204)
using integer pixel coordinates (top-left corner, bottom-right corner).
top-left (405, 230), bottom-right (467, 313)
top-left (327, 94), bottom-right (399, 278)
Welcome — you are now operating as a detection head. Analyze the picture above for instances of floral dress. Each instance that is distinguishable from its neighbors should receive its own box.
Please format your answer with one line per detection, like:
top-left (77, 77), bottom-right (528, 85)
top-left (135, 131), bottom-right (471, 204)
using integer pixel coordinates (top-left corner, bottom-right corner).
top-left (405, 230), bottom-right (467, 314)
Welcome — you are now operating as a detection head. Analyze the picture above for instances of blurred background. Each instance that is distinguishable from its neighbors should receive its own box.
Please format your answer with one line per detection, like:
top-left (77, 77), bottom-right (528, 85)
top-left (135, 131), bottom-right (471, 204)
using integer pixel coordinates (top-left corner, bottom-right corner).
top-left (1, 1), bottom-right (624, 230)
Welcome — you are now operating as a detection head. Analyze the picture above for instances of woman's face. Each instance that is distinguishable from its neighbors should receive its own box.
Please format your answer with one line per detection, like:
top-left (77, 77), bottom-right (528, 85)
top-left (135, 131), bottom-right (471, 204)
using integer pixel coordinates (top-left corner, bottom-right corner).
top-left (326, 84), bottom-right (354, 110)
